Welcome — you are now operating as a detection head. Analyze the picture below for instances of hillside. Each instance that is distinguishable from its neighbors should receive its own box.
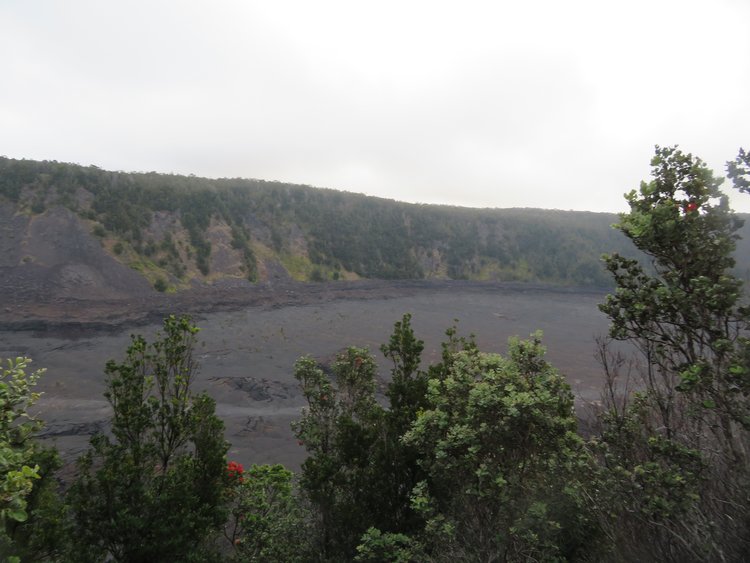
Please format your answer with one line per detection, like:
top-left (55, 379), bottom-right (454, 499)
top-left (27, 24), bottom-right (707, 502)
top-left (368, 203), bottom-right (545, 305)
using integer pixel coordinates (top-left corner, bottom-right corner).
top-left (2, 156), bottom-right (748, 298)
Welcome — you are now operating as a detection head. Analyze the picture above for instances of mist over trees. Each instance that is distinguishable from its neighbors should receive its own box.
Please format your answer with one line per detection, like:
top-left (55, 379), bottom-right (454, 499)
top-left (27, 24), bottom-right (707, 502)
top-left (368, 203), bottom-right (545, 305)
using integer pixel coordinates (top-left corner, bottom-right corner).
top-left (1, 146), bottom-right (750, 561)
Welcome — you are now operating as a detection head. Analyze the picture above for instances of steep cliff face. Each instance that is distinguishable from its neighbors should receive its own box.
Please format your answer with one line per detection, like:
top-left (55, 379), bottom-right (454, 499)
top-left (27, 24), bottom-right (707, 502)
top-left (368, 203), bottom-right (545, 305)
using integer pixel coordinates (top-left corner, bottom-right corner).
top-left (132, 206), bottom-right (340, 287)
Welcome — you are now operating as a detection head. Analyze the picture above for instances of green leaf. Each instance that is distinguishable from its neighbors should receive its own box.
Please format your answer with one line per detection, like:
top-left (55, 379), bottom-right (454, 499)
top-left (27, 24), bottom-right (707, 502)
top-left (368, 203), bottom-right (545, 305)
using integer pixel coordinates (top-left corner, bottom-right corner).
top-left (6, 507), bottom-right (28, 522)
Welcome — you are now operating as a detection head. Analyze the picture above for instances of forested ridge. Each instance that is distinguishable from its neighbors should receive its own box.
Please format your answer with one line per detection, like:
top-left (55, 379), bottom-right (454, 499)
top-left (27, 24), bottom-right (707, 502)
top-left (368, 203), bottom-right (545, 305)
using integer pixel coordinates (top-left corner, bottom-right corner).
top-left (0, 156), bottom-right (645, 289)
top-left (3, 147), bottom-right (750, 562)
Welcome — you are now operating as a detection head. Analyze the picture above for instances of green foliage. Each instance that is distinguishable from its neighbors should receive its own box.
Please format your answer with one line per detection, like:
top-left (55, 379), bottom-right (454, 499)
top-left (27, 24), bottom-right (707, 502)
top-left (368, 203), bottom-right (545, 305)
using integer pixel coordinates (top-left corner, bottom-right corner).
top-left (381, 313), bottom-right (426, 424)
top-left (0, 358), bottom-right (45, 562)
top-left (30, 198), bottom-right (45, 214)
top-left (293, 315), bottom-right (433, 560)
top-left (403, 333), bottom-right (596, 561)
top-left (0, 156), bottom-right (643, 286)
top-left (378, 314), bottom-right (430, 534)
top-left (0, 358), bottom-right (43, 526)
top-left (596, 146), bottom-right (750, 561)
top-left (293, 317), bottom-right (601, 561)
top-left (3, 447), bottom-right (68, 562)
top-left (601, 146), bottom-right (750, 433)
top-left (67, 315), bottom-right (228, 562)
top-left (230, 224), bottom-right (258, 282)
top-left (0, 360), bottom-right (67, 562)
top-left (354, 527), bottom-right (425, 562)
top-left (153, 277), bottom-right (167, 292)
top-left (292, 348), bottom-right (384, 560)
top-left (156, 233), bottom-right (187, 280)
top-left (184, 212), bottom-right (212, 275)
top-left (727, 147), bottom-right (750, 194)
top-left (225, 463), bottom-right (309, 562)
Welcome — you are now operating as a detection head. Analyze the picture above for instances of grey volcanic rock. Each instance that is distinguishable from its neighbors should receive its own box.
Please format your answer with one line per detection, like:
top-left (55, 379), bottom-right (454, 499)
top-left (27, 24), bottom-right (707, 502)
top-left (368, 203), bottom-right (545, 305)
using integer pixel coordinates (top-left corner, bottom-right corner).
top-left (0, 204), bottom-right (152, 302)
top-left (39, 420), bottom-right (108, 438)
top-left (208, 376), bottom-right (299, 402)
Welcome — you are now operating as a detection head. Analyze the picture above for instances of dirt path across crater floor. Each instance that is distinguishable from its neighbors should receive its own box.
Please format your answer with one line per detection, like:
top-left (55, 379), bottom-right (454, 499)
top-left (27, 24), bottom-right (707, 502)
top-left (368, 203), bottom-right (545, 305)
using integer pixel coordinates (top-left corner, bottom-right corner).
top-left (0, 281), bottom-right (618, 476)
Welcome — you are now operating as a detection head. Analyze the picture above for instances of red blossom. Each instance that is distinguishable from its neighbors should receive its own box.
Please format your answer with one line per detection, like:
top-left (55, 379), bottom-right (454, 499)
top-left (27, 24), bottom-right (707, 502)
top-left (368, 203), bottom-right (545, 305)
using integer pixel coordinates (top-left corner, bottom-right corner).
top-left (227, 461), bottom-right (245, 483)
top-left (685, 202), bottom-right (699, 213)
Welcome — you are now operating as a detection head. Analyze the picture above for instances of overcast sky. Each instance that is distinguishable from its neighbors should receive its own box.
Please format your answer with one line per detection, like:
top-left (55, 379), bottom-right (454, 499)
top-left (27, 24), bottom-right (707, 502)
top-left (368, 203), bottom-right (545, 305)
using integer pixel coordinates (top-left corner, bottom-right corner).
top-left (1, 1), bottom-right (749, 212)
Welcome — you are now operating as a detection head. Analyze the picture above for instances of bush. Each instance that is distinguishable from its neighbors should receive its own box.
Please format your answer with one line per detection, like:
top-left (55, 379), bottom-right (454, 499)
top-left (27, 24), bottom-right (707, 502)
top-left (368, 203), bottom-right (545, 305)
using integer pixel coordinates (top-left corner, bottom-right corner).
top-left (153, 277), bottom-right (167, 292)
top-left (68, 316), bottom-right (228, 562)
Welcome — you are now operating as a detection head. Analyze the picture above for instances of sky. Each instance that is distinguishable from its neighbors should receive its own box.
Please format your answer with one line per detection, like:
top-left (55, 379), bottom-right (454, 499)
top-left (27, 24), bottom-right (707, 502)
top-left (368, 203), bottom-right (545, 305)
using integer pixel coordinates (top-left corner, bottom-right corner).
top-left (1, 0), bottom-right (749, 213)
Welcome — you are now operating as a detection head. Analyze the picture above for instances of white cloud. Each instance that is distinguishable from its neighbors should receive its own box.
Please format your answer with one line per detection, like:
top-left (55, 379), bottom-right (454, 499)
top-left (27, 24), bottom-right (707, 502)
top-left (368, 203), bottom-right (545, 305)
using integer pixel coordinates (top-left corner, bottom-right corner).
top-left (1, 0), bottom-right (748, 212)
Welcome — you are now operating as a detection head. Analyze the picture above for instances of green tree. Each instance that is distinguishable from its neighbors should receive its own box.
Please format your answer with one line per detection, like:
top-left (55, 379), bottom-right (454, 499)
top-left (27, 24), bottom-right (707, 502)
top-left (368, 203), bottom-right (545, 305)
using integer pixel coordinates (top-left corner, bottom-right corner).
top-left (224, 463), bottom-right (309, 562)
top-left (596, 146), bottom-right (750, 561)
top-left (3, 447), bottom-right (68, 562)
top-left (375, 313), bottom-right (430, 536)
top-left (0, 358), bottom-right (44, 562)
top-left (68, 316), bottom-right (228, 562)
top-left (153, 277), bottom-right (168, 292)
top-left (354, 527), bottom-right (425, 563)
top-left (292, 347), bottom-right (383, 560)
top-left (0, 358), bottom-right (43, 526)
top-left (381, 313), bottom-right (428, 432)
top-left (403, 333), bottom-right (596, 562)
top-left (293, 315), bottom-right (436, 560)
top-left (727, 147), bottom-right (750, 194)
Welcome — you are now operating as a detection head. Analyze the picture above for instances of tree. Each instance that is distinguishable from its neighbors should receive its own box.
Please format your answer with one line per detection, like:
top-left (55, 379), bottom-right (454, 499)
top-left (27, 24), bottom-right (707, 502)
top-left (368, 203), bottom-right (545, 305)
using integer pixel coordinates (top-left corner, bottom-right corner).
top-left (381, 313), bottom-right (428, 433)
top-left (293, 315), bottom-right (432, 560)
top-left (153, 277), bottom-right (168, 292)
top-left (727, 147), bottom-right (750, 194)
top-left (68, 315), bottom-right (228, 562)
top-left (403, 333), bottom-right (596, 562)
top-left (596, 146), bottom-right (750, 561)
top-left (292, 347), bottom-right (383, 560)
top-left (376, 313), bottom-right (430, 535)
top-left (224, 463), bottom-right (309, 562)
top-left (0, 358), bottom-right (43, 526)
top-left (0, 359), bottom-right (68, 563)
top-left (0, 358), bottom-right (44, 562)
top-left (3, 446), bottom-right (68, 563)
top-left (354, 527), bottom-right (425, 563)
top-left (292, 316), bottom-right (596, 561)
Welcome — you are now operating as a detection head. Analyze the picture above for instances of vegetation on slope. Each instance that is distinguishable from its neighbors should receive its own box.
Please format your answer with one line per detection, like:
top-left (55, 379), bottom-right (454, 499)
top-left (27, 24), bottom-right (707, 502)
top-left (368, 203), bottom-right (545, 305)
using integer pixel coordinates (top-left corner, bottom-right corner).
top-left (0, 157), bottom-right (641, 288)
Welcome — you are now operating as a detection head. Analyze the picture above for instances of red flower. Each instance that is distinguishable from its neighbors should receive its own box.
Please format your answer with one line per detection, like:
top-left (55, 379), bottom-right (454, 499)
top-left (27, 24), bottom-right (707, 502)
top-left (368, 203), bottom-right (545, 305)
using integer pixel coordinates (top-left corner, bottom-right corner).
top-left (685, 202), bottom-right (698, 213)
top-left (227, 461), bottom-right (245, 483)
